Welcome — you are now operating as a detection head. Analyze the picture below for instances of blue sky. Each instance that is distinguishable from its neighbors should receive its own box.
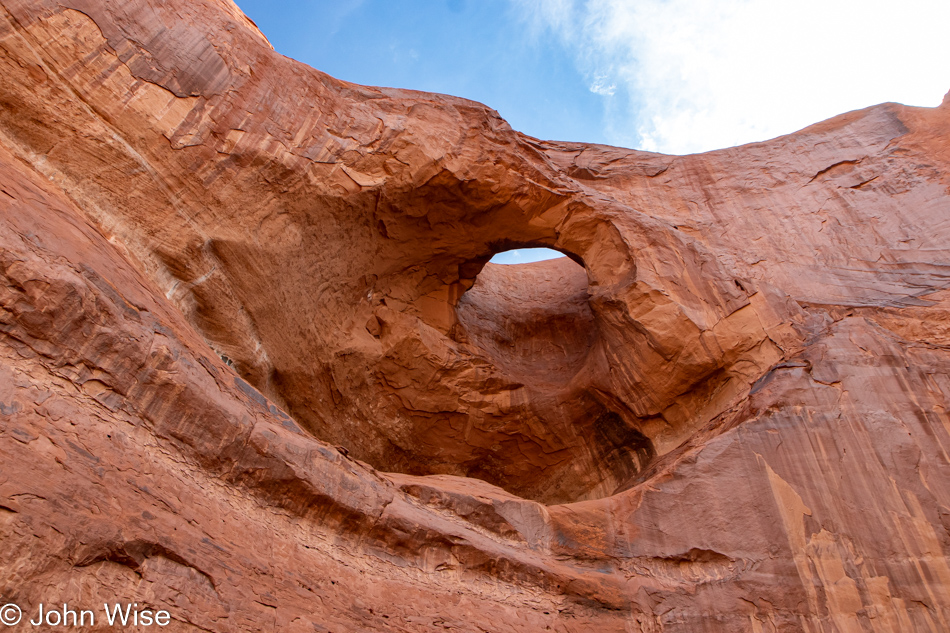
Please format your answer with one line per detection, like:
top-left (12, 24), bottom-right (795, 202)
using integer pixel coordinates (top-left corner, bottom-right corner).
top-left (236, 0), bottom-right (949, 155)
top-left (235, 0), bottom-right (950, 265)
top-left (235, 0), bottom-right (608, 145)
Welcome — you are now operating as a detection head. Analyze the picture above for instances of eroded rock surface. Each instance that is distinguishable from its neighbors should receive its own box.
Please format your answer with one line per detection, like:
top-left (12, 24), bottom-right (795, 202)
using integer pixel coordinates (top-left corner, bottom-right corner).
top-left (1, 0), bottom-right (950, 630)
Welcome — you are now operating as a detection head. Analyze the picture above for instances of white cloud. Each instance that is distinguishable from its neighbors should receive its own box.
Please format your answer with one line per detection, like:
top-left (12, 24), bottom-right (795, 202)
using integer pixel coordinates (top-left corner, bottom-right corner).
top-left (589, 74), bottom-right (616, 96)
top-left (511, 0), bottom-right (950, 154)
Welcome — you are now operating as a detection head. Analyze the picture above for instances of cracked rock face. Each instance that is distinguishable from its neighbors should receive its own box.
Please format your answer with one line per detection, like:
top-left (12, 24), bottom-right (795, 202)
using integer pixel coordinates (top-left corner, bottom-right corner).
top-left (1, 0), bottom-right (950, 630)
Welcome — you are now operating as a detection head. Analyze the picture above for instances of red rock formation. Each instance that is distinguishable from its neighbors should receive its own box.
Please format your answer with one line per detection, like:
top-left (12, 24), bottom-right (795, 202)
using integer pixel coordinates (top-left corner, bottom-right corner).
top-left (1, 0), bottom-right (950, 630)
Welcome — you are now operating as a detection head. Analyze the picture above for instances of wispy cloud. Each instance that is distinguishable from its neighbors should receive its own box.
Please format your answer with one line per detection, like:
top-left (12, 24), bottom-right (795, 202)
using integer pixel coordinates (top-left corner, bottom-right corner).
top-left (511, 0), bottom-right (950, 154)
top-left (589, 74), bottom-right (616, 96)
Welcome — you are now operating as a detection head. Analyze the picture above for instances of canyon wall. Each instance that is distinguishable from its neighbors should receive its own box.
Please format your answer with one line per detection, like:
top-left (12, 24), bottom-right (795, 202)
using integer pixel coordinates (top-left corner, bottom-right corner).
top-left (1, 0), bottom-right (950, 630)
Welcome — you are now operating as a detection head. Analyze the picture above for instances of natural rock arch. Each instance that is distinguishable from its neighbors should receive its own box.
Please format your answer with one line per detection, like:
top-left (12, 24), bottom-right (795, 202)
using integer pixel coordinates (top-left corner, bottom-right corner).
top-left (3, 3), bottom-right (950, 629)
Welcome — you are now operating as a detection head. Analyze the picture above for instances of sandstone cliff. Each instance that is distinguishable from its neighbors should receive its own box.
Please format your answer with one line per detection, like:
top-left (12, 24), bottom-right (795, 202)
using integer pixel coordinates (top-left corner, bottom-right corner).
top-left (1, 1), bottom-right (950, 631)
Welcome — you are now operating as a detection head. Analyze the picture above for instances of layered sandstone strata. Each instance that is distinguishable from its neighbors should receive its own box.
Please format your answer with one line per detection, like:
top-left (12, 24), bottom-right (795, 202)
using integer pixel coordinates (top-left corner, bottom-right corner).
top-left (1, 1), bottom-right (950, 630)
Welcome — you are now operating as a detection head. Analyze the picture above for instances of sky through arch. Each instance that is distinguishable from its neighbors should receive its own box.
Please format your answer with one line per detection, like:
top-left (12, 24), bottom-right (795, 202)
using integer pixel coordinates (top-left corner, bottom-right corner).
top-left (489, 248), bottom-right (566, 265)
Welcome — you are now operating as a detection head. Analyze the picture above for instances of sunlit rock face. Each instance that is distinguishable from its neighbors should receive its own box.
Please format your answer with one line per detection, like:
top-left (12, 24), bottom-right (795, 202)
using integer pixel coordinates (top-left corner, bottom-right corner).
top-left (2, 1), bottom-right (950, 630)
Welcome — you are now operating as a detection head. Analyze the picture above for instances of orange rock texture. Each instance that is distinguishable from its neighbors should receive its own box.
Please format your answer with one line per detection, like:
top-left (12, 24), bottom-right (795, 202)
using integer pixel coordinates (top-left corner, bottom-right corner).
top-left (1, 0), bottom-right (950, 630)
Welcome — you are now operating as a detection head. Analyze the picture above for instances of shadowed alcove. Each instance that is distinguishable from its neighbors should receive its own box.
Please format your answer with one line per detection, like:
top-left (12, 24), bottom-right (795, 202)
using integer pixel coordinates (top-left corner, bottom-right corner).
top-left (432, 246), bottom-right (656, 503)
top-left (456, 249), bottom-right (594, 386)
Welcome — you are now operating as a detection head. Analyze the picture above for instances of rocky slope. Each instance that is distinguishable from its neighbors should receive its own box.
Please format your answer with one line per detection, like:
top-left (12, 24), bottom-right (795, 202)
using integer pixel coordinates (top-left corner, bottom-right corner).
top-left (1, 0), bottom-right (950, 630)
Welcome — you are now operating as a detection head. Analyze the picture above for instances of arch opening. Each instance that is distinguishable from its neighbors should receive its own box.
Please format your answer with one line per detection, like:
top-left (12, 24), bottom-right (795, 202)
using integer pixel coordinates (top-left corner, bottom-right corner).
top-left (440, 245), bottom-right (657, 503)
top-left (456, 250), bottom-right (593, 385)
top-left (488, 247), bottom-right (566, 265)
